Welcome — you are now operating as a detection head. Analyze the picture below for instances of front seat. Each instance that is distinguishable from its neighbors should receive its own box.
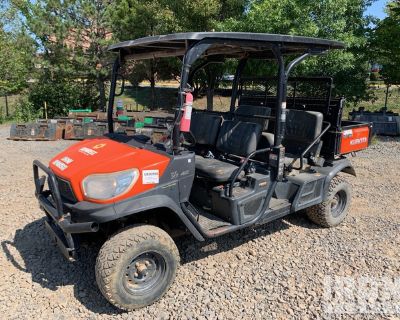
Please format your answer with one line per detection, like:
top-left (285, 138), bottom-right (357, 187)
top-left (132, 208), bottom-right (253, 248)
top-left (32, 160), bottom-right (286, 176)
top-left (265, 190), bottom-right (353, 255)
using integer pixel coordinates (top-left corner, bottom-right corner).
top-left (195, 120), bottom-right (262, 183)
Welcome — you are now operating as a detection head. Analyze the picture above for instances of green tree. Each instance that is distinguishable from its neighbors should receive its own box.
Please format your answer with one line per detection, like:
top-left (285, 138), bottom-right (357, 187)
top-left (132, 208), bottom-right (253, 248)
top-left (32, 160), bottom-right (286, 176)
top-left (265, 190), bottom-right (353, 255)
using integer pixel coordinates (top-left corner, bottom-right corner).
top-left (109, 0), bottom-right (248, 109)
top-left (12, 0), bottom-right (114, 112)
top-left (370, 0), bottom-right (400, 108)
top-left (0, 27), bottom-right (34, 117)
top-left (221, 0), bottom-right (374, 105)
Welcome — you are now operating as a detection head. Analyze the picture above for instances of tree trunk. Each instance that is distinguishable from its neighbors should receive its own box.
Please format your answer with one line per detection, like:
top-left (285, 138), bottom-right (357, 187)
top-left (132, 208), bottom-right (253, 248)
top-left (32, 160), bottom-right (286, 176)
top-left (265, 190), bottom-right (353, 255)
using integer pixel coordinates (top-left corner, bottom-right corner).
top-left (5, 95), bottom-right (9, 117)
top-left (207, 88), bottom-right (214, 111)
top-left (97, 76), bottom-right (106, 111)
top-left (384, 84), bottom-right (390, 111)
top-left (150, 61), bottom-right (156, 110)
top-left (206, 69), bottom-right (215, 111)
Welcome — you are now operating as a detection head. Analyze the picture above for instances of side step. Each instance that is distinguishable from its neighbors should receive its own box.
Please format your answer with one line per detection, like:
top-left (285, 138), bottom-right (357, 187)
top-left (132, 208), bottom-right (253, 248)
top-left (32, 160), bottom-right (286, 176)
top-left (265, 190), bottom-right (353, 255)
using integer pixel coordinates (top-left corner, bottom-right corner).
top-left (256, 198), bottom-right (291, 226)
top-left (187, 203), bottom-right (232, 232)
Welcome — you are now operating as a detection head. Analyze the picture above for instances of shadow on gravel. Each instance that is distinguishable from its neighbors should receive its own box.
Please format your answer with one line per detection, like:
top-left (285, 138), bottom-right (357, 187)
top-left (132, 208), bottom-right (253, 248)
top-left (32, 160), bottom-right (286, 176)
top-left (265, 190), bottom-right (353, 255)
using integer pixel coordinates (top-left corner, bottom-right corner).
top-left (176, 212), bottom-right (317, 264)
top-left (1, 217), bottom-right (122, 316)
top-left (1, 212), bottom-right (316, 315)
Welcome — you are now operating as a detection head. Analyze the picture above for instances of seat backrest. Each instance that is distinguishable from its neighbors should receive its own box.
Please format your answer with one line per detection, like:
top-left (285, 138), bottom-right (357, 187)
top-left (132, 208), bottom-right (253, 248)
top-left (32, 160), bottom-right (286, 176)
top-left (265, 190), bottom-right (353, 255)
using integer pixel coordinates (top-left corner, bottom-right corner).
top-left (216, 120), bottom-right (262, 157)
top-left (190, 112), bottom-right (222, 145)
top-left (283, 109), bottom-right (323, 156)
top-left (235, 105), bottom-right (271, 130)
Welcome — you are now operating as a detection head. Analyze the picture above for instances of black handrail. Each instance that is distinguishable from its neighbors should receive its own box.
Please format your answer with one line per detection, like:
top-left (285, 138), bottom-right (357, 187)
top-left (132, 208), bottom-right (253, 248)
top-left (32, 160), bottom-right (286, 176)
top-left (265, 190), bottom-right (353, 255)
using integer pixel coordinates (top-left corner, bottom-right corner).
top-left (289, 121), bottom-right (331, 171)
top-left (228, 147), bottom-right (271, 197)
top-left (33, 160), bottom-right (63, 219)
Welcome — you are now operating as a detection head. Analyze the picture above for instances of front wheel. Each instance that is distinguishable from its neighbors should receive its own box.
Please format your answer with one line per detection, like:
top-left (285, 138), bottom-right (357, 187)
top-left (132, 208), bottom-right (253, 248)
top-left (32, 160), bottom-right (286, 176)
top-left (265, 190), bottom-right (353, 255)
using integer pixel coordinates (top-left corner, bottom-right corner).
top-left (95, 225), bottom-right (180, 311)
top-left (306, 176), bottom-right (352, 227)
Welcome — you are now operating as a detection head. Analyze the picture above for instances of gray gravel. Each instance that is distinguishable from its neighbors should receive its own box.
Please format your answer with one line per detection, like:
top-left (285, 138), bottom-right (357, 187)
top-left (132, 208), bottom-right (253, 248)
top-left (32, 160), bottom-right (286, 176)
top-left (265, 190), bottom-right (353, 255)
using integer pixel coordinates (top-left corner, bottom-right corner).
top-left (0, 124), bottom-right (399, 320)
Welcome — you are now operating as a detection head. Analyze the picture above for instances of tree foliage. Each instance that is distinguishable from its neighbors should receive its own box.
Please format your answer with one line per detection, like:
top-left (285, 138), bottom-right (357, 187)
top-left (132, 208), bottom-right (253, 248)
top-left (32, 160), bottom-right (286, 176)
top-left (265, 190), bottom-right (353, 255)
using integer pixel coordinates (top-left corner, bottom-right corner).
top-left (221, 0), bottom-right (373, 104)
top-left (370, 0), bottom-right (400, 85)
top-left (0, 28), bottom-right (34, 95)
top-left (12, 0), bottom-right (114, 112)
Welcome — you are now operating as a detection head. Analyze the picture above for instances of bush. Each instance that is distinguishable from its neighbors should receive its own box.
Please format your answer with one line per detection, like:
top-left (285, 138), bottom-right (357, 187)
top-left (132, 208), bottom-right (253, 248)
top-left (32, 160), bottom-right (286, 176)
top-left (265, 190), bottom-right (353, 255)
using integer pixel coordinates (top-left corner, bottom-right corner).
top-left (13, 98), bottom-right (40, 123)
top-left (28, 77), bottom-right (98, 118)
top-left (370, 72), bottom-right (381, 82)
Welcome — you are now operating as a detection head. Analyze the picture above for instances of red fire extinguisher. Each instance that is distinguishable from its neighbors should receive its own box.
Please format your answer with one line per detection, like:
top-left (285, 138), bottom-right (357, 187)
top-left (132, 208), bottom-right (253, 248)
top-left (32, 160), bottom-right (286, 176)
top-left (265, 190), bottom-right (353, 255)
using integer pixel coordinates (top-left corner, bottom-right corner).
top-left (180, 91), bottom-right (193, 132)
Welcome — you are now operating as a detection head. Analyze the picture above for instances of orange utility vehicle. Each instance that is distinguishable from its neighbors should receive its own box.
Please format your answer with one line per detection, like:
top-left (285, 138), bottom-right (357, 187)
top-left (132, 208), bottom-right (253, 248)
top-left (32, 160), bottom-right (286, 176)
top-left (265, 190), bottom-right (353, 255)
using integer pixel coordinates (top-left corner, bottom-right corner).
top-left (33, 33), bottom-right (372, 310)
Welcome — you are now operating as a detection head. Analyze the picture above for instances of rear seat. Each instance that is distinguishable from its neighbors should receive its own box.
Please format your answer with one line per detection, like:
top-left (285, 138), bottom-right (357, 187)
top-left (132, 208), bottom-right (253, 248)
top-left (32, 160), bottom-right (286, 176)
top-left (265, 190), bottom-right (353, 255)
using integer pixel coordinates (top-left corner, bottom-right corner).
top-left (234, 105), bottom-right (271, 130)
top-left (195, 120), bottom-right (262, 182)
top-left (260, 109), bottom-right (324, 159)
top-left (190, 112), bottom-right (222, 147)
top-left (284, 109), bottom-right (323, 157)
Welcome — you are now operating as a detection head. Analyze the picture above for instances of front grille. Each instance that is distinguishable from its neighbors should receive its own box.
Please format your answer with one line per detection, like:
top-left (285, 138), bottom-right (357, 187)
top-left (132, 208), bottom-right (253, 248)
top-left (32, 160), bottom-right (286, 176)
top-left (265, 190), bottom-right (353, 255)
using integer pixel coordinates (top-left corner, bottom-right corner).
top-left (56, 177), bottom-right (77, 203)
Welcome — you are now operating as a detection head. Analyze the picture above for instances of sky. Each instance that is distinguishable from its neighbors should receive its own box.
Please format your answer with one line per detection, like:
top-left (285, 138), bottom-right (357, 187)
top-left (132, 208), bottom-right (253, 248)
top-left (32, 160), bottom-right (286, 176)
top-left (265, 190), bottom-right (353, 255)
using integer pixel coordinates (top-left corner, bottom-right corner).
top-left (365, 0), bottom-right (389, 19)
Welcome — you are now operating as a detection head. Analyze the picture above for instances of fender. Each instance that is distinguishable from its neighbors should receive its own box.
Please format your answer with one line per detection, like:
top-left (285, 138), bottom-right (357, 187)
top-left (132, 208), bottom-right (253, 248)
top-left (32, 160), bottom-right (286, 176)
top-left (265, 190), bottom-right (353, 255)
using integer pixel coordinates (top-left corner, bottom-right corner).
top-left (113, 194), bottom-right (204, 241)
top-left (313, 158), bottom-right (356, 201)
top-left (69, 194), bottom-right (204, 241)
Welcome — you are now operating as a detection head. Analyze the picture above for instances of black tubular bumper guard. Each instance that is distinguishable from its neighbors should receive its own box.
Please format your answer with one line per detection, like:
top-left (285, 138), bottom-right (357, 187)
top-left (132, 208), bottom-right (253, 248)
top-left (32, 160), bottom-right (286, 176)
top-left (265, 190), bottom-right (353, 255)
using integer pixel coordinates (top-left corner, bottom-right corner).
top-left (33, 160), bottom-right (99, 261)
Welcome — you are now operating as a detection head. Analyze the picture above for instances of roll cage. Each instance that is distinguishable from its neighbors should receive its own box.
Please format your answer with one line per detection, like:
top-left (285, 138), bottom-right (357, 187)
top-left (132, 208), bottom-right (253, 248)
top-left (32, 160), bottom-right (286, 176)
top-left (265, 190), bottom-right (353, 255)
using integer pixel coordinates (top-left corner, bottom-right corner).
top-left (107, 32), bottom-right (345, 179)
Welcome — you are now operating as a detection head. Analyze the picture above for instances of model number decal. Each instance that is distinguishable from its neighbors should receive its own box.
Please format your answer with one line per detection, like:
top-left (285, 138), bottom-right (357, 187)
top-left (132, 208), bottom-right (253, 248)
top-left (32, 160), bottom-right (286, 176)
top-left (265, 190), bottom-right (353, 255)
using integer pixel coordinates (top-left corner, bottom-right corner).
top-left (142, 170), bottom-right (159, 184)
top-left (52, 160), bottom-right (68, 171)
top-left (61, 156), bottom-right (73, 164)
top-left (79, 147), bottom-right (97, 156)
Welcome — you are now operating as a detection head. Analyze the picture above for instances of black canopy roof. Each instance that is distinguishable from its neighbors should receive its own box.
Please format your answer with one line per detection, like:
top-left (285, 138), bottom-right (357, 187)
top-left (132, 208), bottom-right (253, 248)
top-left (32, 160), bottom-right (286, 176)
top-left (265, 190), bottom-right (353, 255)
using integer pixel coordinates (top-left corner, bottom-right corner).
top-left (108, 32), bottom-right (345, 60)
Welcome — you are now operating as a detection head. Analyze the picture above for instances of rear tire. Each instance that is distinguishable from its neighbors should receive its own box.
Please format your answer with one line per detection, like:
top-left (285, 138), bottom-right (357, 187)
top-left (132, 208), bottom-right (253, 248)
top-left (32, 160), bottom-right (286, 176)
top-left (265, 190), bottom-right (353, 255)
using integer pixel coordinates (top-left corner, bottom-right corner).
top-left (306, 176), bottom-right (352, 227)
top-left (95, 225), bottom-right (180, 311)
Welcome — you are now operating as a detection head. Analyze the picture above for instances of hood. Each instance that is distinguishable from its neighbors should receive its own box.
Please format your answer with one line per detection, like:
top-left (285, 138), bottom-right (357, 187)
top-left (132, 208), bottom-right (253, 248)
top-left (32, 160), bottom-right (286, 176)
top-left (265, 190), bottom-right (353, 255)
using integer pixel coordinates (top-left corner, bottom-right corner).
top-left (49, 138), bottom-right (170, 203)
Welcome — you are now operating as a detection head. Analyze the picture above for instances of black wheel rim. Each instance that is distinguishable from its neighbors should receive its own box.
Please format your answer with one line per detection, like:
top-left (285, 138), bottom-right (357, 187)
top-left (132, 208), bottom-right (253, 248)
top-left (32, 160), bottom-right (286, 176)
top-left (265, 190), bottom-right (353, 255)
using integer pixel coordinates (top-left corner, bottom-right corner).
top-left (331, 190), bottom-right (347, 218)
top-left (123, 251), bottom-right (166, 295)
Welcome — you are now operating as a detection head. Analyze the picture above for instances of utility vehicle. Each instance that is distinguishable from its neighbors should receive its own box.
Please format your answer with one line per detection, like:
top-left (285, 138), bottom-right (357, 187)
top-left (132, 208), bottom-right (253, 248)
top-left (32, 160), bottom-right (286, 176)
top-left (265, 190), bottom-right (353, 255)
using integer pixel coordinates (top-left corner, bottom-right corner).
top-left (33, 32), bottom-right (372, 310)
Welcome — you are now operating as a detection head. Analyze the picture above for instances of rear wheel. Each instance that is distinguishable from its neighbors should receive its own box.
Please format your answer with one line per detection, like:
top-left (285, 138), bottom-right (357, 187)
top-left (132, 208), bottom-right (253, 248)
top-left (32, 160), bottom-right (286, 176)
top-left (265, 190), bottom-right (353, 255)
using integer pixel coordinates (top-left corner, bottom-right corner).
top-left (306, 176), bottom-right (352, 227)
top-left (95, 225), bottom-right (180, 311)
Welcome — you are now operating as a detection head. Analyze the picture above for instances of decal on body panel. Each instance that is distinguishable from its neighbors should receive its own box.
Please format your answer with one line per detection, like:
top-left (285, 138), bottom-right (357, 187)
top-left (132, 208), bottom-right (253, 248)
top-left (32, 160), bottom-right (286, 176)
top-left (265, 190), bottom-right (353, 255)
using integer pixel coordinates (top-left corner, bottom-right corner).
top-left (79, 147), bottom-right (98, 156)
top-left (142, 170), bottom-right (159, 184)
top-left (52, 160), bottom-right (68, 171)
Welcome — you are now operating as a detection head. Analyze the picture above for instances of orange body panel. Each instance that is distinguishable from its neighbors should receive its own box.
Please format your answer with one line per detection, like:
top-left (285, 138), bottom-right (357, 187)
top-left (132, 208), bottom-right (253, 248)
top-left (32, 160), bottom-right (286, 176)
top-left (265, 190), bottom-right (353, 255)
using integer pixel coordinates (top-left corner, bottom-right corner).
top-left (339, 126), bottom-right (370, 154)
top-left (49, 138), bottom-right (170, 204)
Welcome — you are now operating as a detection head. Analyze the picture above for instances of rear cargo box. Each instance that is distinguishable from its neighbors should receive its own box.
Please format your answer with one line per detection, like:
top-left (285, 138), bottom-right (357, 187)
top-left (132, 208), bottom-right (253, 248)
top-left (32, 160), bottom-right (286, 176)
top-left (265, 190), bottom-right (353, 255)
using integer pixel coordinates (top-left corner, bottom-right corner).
top-left (339, 123), bottom-right (371, 154)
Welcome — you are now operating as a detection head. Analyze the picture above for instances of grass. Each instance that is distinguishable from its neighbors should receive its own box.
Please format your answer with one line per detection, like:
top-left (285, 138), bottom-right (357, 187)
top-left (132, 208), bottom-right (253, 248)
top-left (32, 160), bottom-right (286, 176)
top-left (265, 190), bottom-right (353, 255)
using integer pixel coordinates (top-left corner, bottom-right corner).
top-left (2, 81), bottom-right (399, 122)
top-left (356, 84), bottom-right (400, 114)
top-left (0, 94), bottom-right (22, 118)
top-left (117, 85), bottom-right (178, 112)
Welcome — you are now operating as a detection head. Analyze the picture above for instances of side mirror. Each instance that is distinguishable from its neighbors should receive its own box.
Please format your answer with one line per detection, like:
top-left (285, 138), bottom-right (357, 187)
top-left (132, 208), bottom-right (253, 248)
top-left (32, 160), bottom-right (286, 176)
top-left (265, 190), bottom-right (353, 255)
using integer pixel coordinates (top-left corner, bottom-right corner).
top-left (115, 74), bottom-right (125, 96)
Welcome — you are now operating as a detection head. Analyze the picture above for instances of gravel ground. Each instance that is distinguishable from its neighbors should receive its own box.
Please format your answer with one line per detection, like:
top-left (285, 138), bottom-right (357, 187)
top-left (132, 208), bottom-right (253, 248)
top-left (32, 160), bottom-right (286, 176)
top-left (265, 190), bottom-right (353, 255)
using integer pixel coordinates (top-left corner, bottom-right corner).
top-left (0, 124), bottom-right (399, 320)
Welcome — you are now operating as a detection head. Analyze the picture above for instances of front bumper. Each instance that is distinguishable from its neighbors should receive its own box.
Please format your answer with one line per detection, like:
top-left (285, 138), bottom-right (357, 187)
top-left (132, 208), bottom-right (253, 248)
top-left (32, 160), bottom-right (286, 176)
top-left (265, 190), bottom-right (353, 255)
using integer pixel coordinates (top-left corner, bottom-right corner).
top-left (33, 160), bottom-right (100, 260)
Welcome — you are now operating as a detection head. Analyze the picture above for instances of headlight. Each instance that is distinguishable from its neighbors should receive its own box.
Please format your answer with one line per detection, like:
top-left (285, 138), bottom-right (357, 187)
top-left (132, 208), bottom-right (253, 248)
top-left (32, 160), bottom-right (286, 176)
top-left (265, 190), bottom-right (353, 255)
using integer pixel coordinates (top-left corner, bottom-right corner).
top-left (82, 169), bottom-right (139, 200)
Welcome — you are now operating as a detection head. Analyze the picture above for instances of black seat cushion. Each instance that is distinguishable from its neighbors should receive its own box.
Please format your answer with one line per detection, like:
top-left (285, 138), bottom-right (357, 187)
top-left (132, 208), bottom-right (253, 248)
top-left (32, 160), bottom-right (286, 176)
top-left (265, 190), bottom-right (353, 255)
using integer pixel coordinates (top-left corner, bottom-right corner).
top-left (216, 120), bottom-right (262, 157)
top-left (195, 120), bottom-right (262, 182)
top-left (190, 112), bottom-right (222, 145)
top-left (195, 155), bottom-right (244, 183)
top-left (235, 105), bottom-right (271, 130)
top-left (283, 110), bottom-right (323, 156)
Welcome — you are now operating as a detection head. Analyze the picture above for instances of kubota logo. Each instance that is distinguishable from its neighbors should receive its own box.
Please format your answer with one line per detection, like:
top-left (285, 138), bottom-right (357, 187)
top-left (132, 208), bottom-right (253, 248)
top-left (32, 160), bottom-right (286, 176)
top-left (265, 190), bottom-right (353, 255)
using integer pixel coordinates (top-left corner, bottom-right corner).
top-left (350, 137), bottom-right (367, 145)
top-left (93, 143), bottom-right (107, 149)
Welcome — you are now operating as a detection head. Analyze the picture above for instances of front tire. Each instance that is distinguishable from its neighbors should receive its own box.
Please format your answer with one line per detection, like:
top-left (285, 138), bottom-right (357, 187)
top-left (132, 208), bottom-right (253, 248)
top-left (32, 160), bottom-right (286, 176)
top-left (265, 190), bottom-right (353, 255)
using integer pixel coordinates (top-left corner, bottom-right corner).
top-left (95, 225), bottom-right (180, 311)
top-left (306, 176), bottom-right (352, 227)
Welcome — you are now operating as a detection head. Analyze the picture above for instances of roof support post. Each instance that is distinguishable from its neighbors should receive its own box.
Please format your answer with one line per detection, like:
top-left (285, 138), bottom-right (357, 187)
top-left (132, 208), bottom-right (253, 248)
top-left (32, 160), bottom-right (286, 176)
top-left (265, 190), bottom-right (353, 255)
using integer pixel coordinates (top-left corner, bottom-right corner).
top-left (272, 46), bottom-right (286, 147)
top-left (230, 58), bottom-right (248, 113)
top-left (272, 50), bottom-right (311, 146)
top-left (107, 57), bottom-right (121, 134)
top-left (172, 41), bottom-right (214, 151)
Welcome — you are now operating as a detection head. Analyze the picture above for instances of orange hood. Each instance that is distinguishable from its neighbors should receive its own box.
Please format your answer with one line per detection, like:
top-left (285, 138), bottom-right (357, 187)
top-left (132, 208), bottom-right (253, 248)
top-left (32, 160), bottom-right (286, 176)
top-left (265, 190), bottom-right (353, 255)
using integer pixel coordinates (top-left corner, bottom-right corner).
top-left (49, 138), bottom-right (170, 203)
